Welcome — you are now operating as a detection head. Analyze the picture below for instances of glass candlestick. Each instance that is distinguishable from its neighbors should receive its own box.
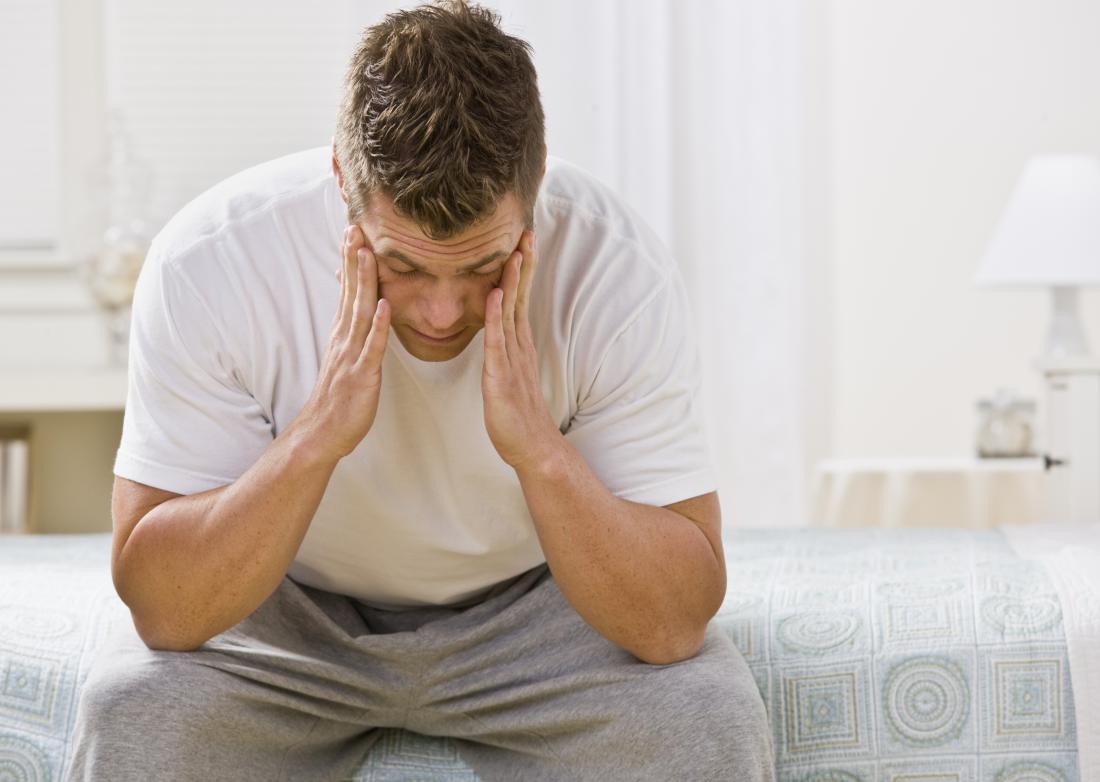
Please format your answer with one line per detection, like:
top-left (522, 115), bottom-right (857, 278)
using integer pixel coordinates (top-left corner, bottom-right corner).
top-left (80, 219), bottom-right (150, 368)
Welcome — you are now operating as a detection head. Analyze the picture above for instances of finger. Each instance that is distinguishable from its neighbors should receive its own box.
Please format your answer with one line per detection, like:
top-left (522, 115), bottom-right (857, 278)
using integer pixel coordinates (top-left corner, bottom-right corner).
top-left (339, 226), bottom-right (362, 331)
top-left (334, 225), bottom-right (352, 325)
top-left (516, 231), bottom-right (537, 347)
top-left (359, 297), bottom-right (390, 369)
top-left (515, 230), bottom-right (536, 313)
top-left (350, 245), bottom-right (378, 348)
top-left (500, 251), bottom-right (521, 354)
top-left (483, 286), bottom-right (508, 374)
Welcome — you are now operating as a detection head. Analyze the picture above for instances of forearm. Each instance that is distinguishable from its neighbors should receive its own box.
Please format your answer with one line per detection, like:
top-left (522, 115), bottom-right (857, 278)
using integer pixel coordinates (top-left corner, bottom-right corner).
top-left (515, 436), bottom-right (726, 665)
top-left (116, 420), bottom-right (339, 651)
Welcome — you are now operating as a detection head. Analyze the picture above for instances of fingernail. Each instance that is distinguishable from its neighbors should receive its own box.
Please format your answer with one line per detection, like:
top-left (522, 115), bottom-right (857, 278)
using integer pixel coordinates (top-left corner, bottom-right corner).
top-left (357, 248), bottom-right (367, 262)
top-left (345, 225), bottom-right (354, 242)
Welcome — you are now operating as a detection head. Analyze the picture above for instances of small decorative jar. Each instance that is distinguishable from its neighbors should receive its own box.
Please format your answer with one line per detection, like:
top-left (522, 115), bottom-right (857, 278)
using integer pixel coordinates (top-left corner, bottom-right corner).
top-left (976, 388), bottom-right (1036, 458)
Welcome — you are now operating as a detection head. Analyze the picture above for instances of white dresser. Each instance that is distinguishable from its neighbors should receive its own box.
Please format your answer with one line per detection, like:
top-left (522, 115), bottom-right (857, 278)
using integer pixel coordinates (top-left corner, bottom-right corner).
top-left (1040, 357), bottom-right (1100, 523)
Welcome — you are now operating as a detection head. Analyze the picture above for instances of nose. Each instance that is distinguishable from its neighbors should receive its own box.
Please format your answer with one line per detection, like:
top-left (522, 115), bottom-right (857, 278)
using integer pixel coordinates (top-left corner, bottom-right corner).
top-left (418, 280), bottom-right (468, 334)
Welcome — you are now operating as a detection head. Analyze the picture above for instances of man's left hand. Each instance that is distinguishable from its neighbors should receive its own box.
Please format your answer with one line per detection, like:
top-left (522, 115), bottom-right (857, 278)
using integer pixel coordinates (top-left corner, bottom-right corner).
top-left (482, 229), bottom-right (560, 471)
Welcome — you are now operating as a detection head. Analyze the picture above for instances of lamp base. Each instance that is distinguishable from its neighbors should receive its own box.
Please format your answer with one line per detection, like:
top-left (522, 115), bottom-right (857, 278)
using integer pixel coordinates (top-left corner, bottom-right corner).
top-left (1040, 286), bottom-right (1091, 362)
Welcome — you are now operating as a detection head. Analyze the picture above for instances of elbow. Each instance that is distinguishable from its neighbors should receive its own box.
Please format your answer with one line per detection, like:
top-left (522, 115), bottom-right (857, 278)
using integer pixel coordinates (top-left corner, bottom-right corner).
top-left (635, 586), bottom-right (723, 665)
top-left (633, 627), bottom-right (708, 666)
top-left (128, 608), bottom-right (209, 653)
top-left (629, 593), bottom-right (722, 666)
top-left (113, 557), bottom-right (211, 652)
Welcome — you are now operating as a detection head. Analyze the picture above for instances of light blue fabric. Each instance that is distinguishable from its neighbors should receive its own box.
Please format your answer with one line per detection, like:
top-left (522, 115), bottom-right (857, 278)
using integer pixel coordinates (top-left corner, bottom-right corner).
top-left (722, 528), bottom-right (1079, 782)
top-left (0, 529), bottom-right (1082, 781)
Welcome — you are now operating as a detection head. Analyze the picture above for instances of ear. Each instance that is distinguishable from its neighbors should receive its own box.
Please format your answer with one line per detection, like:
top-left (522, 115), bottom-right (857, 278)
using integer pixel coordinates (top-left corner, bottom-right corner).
top-left (331, 138), bottom-right (347, 203)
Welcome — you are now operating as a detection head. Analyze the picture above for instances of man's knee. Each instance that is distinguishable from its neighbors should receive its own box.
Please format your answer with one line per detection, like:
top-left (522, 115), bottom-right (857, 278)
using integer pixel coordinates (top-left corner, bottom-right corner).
top-left (638, 638), bottom-right (775, 780)
top-left (697, 664), bottom-right (774, 778)
top-left (78, 652), bottom-right (200, 726)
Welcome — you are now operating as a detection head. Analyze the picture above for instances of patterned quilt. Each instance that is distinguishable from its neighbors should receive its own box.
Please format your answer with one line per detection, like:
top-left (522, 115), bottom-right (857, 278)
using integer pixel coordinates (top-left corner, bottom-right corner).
top-left (723, 527), bottom-right (1082, 782)
top-left (0, 529), bottom-right (1085, 781)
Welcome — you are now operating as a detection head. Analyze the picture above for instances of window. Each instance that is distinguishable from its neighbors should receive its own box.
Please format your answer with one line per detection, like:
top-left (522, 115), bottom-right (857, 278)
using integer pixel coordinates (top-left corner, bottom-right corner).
top-left (0, 0), bottom-right (60, 252)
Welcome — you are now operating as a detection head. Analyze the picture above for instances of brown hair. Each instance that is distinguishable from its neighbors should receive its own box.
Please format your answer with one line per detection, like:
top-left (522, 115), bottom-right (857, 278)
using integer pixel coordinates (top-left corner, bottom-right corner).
top-left (334, 0), bottom-right (546, 239)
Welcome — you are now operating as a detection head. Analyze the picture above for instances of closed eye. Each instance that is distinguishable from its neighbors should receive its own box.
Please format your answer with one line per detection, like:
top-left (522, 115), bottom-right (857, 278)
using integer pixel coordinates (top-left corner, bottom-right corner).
top-left (391, 266), bottom-right (500, 278)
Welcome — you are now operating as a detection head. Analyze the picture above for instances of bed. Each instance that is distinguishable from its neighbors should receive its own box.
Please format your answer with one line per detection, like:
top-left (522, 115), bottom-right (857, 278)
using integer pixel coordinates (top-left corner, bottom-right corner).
top-left (1, 524), bottom-right (1098, 781)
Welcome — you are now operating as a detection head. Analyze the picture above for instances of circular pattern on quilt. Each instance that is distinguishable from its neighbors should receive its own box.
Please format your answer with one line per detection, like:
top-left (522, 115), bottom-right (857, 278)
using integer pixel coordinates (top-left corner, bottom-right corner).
top-left (0, 734), bottom-right (52, 782)
top-left (991, 760), bottom-right (1067, 782)
top-left (0, 604), bottom-right (76, 641)
top-left (883, 657), bottom-right (969, 747)
top-left (980, 595), bottom-right (1061, 636)
top-left (777, 611), bottom-right (861, 655)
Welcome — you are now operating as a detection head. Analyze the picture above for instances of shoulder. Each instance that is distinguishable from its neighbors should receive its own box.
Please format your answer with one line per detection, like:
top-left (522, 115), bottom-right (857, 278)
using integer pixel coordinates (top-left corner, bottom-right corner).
top-left (150, 145), bottom-right (338, 275)
top-left (534, 155), bottom-right (679, 339)
top-left (532, 157), bottom-right (694, 402)
top-left (135, 146), bottom-right (339, 378)
top-left (537, 156), bottom-right (671, 270)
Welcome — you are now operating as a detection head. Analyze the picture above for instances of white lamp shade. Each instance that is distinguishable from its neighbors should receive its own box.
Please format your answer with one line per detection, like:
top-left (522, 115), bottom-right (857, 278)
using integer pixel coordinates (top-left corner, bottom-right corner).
top-left (975, 155), bottom-right (1100, 286)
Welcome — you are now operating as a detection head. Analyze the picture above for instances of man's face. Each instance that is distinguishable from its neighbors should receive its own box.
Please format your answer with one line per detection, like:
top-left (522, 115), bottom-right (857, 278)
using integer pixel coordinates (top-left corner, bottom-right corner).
top-left (353, 191), bottom-right (526, 362)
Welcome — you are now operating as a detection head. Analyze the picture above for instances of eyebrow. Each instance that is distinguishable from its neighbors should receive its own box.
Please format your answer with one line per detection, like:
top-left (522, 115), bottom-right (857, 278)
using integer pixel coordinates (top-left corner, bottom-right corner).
top-left (379, 248), bottom-right (508, 273)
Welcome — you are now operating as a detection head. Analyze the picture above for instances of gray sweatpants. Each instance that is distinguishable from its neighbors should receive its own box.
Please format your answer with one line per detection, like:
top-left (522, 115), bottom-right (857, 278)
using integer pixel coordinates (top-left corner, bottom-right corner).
top-left (64, 561), bottom-right (774, 781)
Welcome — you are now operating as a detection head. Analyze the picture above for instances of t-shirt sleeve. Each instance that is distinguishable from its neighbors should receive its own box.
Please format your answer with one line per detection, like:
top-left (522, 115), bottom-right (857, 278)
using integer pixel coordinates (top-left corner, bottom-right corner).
top-left (562, 269), bottom-right (718, 507)
top-left (113, 252), bottom-right (275, 495)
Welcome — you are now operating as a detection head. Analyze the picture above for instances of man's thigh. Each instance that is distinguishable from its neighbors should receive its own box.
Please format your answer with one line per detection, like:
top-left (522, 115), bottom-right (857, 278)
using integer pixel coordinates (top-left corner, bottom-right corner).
top-left (412, 571), bottom-right (776, 782)
top-left (64, 577), bottom-right (410, 782)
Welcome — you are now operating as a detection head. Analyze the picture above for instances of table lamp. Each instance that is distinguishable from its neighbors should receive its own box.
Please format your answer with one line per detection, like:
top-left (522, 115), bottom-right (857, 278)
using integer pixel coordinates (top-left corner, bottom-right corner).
top-left (975, 154), bottom-right (1100, 365)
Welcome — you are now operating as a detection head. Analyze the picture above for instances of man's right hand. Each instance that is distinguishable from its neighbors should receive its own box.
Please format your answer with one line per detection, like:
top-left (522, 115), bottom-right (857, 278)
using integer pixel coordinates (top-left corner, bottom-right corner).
top-left (296, 224), bottom-right (390, 463)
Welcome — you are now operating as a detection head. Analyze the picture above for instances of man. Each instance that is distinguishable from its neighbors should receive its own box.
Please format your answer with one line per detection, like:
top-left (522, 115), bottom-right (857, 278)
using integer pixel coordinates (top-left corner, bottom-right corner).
top-left (65, 2), bottom-right (774, 780)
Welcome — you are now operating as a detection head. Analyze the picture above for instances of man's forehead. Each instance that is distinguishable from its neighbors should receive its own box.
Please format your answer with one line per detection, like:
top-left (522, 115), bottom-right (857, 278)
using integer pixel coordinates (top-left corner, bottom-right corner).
top-left (362, 192), bottom-right (522, 257)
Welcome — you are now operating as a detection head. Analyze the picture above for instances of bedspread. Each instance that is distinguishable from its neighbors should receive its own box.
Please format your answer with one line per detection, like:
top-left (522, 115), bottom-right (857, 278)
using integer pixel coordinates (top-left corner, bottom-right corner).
top-left (1, 526), bottom-right (1096, 781)
top-left (721, 525), bottom-right (1095, 782)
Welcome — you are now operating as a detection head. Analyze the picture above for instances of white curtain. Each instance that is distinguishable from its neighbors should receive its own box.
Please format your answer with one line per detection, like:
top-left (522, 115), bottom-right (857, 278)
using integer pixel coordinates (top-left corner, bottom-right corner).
top-left (515, 0), bottom-right (811, 530)
top-left (104, 0), bottom-right (814, 529)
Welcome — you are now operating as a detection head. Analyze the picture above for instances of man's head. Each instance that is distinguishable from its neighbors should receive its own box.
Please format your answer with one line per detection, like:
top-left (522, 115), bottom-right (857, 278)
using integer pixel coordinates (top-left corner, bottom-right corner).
top-left (332, 0), bottom-right (546, 361)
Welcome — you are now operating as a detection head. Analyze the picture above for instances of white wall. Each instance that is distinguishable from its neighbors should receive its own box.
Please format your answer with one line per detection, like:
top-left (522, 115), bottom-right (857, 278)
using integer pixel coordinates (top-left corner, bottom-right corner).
top-left (8, 1), bottom-right (1100, 533)
top-left (829, 0), bottom-right (1100, 458)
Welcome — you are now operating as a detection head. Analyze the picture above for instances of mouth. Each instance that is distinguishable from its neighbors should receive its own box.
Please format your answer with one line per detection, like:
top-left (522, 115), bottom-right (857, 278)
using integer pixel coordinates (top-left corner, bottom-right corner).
top-left (410, 326), bottom-right (465, 344)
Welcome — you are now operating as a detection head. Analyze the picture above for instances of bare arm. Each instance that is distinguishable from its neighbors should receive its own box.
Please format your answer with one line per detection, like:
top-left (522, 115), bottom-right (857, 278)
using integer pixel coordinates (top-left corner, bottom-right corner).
top-left (517, 437), bottom-right (725, 665)
top-left (476, 229), bottom-right (724, 665)
top-left (115, 224), bottom-right (390, 651)
top-left (113, 425), bottom-right (338, 651)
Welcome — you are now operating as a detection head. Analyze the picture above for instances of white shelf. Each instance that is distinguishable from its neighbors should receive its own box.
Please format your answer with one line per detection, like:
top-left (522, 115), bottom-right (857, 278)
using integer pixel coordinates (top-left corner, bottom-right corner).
top-left (815, 456), bottom-right (1044, 474)
top-left (1033, 356), bottom-right (1100, 374)
top-left (0, 368), bottom-right (127, 412)
top-left (810, 456), bottom-right (1048, 528)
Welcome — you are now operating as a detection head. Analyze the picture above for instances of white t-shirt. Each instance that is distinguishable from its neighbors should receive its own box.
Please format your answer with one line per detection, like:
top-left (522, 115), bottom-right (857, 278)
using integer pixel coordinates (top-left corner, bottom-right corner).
top-left (114, 146), bottom-right (717, 609)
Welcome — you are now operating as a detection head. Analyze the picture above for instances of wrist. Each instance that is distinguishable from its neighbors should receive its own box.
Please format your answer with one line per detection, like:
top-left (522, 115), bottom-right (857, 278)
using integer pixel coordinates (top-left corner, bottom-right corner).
top-left (278, 419), bottom-right (344, 473)
top-left (511, 428), bottom-right (570, 481)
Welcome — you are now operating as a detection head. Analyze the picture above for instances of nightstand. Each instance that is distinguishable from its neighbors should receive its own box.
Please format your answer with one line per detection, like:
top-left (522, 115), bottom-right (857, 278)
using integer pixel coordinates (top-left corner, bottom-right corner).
top-left (0, 368), bottom-right (126, 534)
top-left (1039, 357), bottom-right (1100, 523)
top-left (810, 457), bottom-right (1046, 529)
